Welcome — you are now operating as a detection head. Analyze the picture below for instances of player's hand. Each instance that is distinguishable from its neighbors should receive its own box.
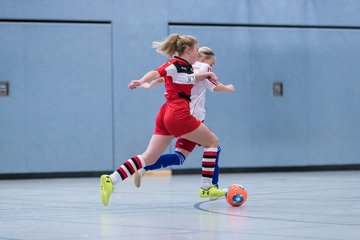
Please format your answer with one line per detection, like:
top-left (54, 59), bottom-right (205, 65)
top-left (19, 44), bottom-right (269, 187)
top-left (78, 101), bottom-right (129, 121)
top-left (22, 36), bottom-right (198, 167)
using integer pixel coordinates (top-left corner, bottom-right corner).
top-left (128, 80), bottom-right (142, 90)
top-left (226, 84), bottom-right (235, 93)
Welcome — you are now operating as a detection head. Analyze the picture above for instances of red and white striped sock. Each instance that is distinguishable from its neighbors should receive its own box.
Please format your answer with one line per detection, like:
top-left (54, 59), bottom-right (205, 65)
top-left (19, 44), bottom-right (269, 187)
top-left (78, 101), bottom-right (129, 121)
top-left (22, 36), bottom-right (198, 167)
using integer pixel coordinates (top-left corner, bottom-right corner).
top-left (110, 155), bottom-right (145, 185)
top-left (201, 147), bottom-right (218, 190)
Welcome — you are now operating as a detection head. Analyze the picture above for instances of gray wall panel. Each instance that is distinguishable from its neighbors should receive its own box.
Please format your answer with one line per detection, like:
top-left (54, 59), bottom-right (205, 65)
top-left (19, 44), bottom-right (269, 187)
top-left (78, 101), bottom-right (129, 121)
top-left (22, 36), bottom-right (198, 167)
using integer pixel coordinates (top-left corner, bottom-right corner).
top-left (0, 22), bottom-right (113, 173)
top-left (0, 0), bottom-right (110, 20)
top-left (169, 0), bottom-right (360, 26)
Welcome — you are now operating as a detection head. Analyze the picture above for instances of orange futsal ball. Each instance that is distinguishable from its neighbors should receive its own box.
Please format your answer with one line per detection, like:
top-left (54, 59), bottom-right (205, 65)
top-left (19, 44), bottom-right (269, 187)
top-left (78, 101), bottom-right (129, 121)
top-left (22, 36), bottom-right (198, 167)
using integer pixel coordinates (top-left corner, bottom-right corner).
top-left (225, 184), bottom-right (248, 207)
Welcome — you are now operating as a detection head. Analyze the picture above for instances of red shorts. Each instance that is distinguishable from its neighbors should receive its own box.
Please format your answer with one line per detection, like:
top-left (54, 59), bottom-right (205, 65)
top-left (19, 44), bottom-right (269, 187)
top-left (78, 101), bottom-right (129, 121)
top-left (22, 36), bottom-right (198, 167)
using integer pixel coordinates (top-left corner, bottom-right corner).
top-left (154, 100), bottom-right (201, 138)
top-left (175, 137), bottom-right (198, 152)
top-left (174, 120), bottom-right (204, 152)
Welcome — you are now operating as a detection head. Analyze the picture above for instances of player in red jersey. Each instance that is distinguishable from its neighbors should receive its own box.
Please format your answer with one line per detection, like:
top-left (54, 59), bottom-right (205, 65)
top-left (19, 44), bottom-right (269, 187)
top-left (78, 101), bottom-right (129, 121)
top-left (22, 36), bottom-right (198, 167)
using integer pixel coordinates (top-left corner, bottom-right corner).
top-left (134, 47), bottom-right (235, 200)
top-left (100, 34), bottom-right (225, 206)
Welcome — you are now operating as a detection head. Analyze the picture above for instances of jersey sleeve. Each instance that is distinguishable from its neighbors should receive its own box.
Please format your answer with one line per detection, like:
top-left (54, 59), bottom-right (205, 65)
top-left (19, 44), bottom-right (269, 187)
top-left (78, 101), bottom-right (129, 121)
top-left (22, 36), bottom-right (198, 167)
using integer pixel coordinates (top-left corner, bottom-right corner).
top-left (204, 66), bottom-right (218, 92)
top-left (204, 79), bottom-right (217, 92)
top-left (156, 61), bottom-right (176, 78)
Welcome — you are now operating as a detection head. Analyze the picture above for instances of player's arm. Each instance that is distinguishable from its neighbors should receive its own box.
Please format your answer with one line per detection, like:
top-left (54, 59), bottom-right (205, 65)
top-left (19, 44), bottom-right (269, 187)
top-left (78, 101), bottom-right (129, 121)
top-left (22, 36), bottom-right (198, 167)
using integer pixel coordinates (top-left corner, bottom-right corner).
top-left (214, 83), bottom-right (235, 93)
top-left (204, 76), bottom-right (235, 93)
top-left (195, 72), bottom-right (218, 82)
top-left (140, 77), bottom-right (164, 90)
top-left (128, 70), bottom-right (161, 90)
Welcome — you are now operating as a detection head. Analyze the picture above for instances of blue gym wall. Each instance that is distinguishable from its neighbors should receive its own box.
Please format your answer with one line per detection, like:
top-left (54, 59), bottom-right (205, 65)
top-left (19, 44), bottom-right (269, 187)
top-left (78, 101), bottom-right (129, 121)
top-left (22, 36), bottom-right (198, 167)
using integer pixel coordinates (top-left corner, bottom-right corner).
top-left (0, 0), bottom-right (359, 175)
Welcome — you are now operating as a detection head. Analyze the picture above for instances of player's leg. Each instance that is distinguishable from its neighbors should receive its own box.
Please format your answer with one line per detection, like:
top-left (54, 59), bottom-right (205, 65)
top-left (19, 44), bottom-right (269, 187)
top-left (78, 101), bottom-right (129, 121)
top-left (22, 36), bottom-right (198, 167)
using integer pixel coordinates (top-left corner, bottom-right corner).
top-left (133, 149), bottom-right (186, 188)
top-left (134, 138), bottom-right (195, 188)
top-left (175, 148), bottom-right (191, 158)
top-left (212, 145), bottom-right (221, 187)
top-left (100, 134), bottom-right (173, 206)
top-left (206, 144), bottom-right (222, 201)
top-left (180, 123), bottom-right (226, 198)
top-left (144, 138), bottom-right (195, 170)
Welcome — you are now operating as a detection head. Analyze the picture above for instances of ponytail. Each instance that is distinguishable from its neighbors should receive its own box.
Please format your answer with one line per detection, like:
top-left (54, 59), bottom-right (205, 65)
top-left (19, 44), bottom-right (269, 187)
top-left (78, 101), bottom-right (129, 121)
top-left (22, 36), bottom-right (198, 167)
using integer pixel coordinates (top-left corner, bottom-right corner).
top-left (152, 34), bottom-right (198, 57)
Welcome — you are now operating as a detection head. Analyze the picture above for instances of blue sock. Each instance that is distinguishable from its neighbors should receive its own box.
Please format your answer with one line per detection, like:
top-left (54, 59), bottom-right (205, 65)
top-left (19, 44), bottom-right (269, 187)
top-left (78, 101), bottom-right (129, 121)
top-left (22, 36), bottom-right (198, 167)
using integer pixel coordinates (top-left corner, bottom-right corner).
top-left (144, 151), bottom-right (186, 171)
top-left (212, 145), bottom-right (221, 186)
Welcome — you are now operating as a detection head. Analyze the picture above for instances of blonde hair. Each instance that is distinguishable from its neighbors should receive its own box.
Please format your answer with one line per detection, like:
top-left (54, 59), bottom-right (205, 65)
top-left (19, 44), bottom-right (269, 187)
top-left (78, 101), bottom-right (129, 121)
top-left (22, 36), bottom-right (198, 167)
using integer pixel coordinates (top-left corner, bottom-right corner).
top-left (198, 46), bottom-right (215, 59)
top-left (152, 34), bottom-right (198, 58)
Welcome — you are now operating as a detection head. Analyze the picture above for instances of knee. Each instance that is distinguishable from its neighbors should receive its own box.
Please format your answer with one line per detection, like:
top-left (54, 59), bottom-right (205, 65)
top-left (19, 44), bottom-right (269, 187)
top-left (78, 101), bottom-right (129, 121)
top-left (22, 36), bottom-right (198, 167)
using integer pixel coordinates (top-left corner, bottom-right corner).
top-left (141, 151), bottom-right (158, 166)
top-left (203, 135), bottom-right (219, 148)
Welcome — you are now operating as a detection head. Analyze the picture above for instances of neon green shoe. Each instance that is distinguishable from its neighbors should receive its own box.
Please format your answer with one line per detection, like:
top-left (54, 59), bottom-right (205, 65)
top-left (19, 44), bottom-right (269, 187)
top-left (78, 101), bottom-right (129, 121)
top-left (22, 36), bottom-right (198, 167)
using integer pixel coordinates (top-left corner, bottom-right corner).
top-left (200, 184), bottom-right (227, 199)
top-left (100, 175), bottom-right (114, 206)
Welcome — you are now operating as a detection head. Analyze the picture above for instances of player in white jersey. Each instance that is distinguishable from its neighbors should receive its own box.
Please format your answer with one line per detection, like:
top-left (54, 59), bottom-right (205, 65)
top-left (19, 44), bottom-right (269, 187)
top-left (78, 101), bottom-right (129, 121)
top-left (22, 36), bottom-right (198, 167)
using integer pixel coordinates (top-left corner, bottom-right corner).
top-left (190, 61), bottom-right (216, 121)
top-left (134, 47), bottom-right (234, 196)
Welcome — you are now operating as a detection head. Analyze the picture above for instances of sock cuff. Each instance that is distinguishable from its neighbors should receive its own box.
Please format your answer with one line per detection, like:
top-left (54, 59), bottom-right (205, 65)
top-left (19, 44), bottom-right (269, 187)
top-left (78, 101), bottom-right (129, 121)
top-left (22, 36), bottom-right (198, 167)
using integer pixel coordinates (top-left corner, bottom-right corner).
top-left (204, 147), bottom-right (218, 152)
top-left (137, 154), bottom-right (145, 168)
top-left (174, 150), bottom-right (185, 159)
top-left (174, 150), bottom-right (186, 165)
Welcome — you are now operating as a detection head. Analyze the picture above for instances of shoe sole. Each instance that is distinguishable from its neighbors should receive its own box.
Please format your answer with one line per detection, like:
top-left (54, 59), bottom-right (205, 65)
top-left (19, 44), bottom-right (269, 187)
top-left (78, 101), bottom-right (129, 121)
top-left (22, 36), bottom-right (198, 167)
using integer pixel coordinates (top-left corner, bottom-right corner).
top-left (100, 175), bottom-right (110, 206)
top-left (133, 171), bottom-right (141, 188)
top-left (200, 194), bottom-right (225, 198)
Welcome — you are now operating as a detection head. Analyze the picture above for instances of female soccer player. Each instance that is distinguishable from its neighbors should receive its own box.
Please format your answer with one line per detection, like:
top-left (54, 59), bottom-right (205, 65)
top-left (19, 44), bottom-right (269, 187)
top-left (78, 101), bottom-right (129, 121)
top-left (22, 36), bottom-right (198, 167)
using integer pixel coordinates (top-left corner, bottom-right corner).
top-left (100, 34), bottom-right (226, 206)
top-left (133, 47), bottom-right (235, 196)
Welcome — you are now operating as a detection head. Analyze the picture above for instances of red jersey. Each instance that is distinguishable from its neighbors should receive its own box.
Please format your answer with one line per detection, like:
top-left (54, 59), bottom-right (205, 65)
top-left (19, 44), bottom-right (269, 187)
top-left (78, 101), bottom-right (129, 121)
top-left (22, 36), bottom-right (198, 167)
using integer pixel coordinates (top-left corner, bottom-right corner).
top-left (154, 57), bottom-right (201, 137)
top-left (156, 56), bottom-right (196, 101)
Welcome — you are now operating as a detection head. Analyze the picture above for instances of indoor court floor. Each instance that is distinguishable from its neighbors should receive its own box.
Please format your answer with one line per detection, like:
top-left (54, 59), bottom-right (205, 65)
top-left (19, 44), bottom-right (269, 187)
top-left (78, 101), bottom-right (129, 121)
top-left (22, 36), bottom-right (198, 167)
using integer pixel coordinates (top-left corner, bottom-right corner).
top-left (0, 171), bottom-right (359, 240)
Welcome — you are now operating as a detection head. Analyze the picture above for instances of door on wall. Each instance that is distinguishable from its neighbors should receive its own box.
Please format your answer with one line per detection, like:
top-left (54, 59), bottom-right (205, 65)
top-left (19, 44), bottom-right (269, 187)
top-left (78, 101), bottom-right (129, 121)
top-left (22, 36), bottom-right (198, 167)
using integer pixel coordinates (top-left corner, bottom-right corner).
top-left (0, 21), bottom-right (113, 173)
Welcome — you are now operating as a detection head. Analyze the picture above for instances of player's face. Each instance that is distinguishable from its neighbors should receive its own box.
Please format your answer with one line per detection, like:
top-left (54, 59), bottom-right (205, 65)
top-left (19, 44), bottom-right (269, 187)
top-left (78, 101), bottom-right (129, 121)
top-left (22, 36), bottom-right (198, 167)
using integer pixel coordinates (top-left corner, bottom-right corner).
top-left (188, 43), bottom-right (199, 65)
top-left (204, 56), bottom-right (216, 67)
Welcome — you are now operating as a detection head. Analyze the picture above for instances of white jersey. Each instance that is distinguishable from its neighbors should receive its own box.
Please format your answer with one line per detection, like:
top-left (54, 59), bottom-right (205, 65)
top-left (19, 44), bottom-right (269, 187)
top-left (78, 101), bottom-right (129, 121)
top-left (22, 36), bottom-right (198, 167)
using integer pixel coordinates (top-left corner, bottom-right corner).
top-left (190, 61), bottom-right (218, 121)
